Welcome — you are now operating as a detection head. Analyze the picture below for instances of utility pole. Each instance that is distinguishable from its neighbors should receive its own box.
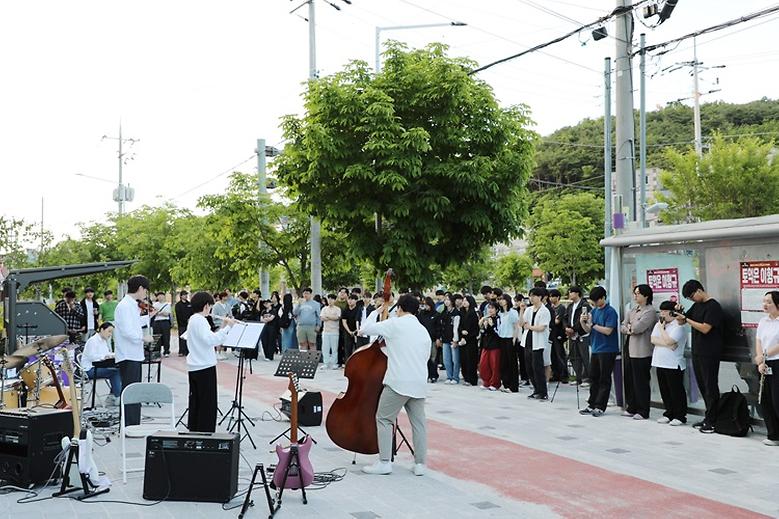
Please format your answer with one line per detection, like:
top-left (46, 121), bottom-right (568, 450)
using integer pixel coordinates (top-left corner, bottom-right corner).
top-left (102, 122), bottom-right (138, 216)
top-left (604, 57), bottom-right (612, 272)
top-left (614, 0), bottom-right (636, 223)
top-left (692, 37), bottom-right (703, 157)
top-left (257, 138), bottom-right (270, 297)
top-left (307, 0), bottom-right (323, 296)
top-left (639, 33), bottom-right (647, 228)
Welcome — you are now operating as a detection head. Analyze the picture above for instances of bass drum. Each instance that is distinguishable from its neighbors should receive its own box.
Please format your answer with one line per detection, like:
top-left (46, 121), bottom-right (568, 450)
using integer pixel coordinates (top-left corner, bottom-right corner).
top-left (26, 386), bottom-right (74, 407)
top-left (1, 381), bottom-right (24, 409)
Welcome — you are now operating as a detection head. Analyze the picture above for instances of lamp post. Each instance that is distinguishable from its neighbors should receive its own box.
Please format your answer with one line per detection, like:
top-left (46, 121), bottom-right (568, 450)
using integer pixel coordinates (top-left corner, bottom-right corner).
top-left (375, 21), bottom-right (467, 72)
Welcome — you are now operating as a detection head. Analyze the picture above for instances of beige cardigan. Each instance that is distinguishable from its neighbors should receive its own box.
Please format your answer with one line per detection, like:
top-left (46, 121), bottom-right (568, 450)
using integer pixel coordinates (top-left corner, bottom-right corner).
top-left (620, 304), bottom-right (658, 358)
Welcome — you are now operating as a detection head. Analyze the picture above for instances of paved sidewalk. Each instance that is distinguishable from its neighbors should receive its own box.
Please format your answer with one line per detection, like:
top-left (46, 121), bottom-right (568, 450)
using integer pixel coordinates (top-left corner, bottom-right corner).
top-left (2, 353), bottom-right (776, 519)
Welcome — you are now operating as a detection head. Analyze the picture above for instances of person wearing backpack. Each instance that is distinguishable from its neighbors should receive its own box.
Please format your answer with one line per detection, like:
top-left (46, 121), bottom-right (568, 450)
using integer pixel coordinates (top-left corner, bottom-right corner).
top-left (651, 301), bottom-right (688, 426)
top-left (756, 291), bottom-right (779, 446)
top-left (677, 280), bottom-right (724, 434)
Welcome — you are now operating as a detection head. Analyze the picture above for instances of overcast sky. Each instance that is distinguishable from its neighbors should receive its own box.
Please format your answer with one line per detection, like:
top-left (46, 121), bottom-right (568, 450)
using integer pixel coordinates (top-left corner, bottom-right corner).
top-left (2, 0), bottom-right (778, 242)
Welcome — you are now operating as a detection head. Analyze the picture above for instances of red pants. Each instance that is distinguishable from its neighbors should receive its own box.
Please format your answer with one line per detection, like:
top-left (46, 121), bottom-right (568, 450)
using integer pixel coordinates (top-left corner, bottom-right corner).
top-left (480, 348), bottom-right (501, 388)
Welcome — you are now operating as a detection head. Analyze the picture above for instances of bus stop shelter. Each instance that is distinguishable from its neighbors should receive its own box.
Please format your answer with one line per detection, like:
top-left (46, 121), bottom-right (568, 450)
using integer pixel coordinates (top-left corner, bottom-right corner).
top-left (601, 214), bottom-right (779, 422)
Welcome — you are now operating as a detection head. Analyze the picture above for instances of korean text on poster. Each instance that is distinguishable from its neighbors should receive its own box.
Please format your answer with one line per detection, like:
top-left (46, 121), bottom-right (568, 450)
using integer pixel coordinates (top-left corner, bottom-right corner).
top-left (646, 268), bottom-right (679, 304)
top-left (740, 261), bottom-right (779, 327)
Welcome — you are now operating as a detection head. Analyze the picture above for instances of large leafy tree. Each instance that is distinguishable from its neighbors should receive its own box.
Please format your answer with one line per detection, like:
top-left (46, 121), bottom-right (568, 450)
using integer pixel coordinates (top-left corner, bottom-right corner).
top-left (0, 216), bottom-right (36, 269)
top-left (439, 247), bottom-right (494, 295)
top-left (528, 192), bottom-right (604, 286)
top-left (493, 252), bottom-right (534, 291)
top-left (274, 42), bottom-right (535, 288)
top-left (658, 133), bottom-right (779, 223)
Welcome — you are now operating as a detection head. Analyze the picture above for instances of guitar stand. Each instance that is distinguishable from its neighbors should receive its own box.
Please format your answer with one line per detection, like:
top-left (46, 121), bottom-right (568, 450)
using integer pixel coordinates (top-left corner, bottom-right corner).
top-left (52, 440), bottom-right (110, 501)
top-left (238, 463), bottom-right (275, 519)
top-left (268, 425), bottom-right (317, 446)
top-left (239, 447), bottom-right (308, 519)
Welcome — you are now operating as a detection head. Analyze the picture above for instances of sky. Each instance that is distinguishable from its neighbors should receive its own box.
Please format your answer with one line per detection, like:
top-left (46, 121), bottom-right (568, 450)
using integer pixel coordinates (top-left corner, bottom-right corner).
top-left (2, 0), bottom-right (778, 242)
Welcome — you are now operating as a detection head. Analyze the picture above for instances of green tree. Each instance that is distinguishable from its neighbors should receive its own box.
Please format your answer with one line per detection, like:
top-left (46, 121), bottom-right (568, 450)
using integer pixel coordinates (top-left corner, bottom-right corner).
top-left (0, 216), bottom-right (39, 269)
top-left (658, 134), bottom-right (779, 223)
top-left (493, 252), bottom-right (533, 291)
top-left (274, 42), bottom-right (535, 288)
top-left (440, 247), bottom-right (494, 294)
top-left (528, 192), bottom-right (604, 286)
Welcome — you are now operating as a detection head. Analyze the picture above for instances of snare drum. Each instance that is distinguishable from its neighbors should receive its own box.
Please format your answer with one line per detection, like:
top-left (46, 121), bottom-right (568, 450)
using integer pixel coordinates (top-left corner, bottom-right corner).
top-left (1, 380), bottom-right (24, 409)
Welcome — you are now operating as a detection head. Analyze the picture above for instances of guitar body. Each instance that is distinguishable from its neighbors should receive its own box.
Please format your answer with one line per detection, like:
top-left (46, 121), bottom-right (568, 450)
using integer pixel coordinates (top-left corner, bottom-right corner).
top-left (273, 436), bottom-right (314, 490)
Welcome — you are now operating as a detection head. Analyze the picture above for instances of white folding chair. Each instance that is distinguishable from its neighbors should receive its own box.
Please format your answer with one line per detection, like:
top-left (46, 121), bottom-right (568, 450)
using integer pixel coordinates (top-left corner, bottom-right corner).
top-left (120, 382), bottom-right (175, 483)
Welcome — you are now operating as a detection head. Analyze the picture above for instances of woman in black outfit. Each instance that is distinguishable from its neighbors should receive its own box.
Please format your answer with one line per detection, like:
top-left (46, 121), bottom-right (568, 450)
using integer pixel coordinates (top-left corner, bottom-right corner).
top-left (459, 295), bottom-right (480, 386)
top-left (417, 297), bottom-right (441, 383)
top-left (259, 299), bottom-right (279, 360)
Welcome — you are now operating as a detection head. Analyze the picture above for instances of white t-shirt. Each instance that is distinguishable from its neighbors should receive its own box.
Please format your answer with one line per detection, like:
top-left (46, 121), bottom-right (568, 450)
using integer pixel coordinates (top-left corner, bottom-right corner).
top-left (498, 309), bottom-right (519, 339)
top-left (82, 333), bottom-right (112, 372)
top-left (186, 313), bottom-right (232, 372)
top-left (153, 301), bottom-right (171, 321)
top-left (757, 314), bottom-right (779, 361)
top-left (650, 320), bottom-right (688, 369)
top-left (359, 311), bottom-right (429, 399)
top-left (522, 305), bottom-right (550, 351)
top-left (85, 299), bottom-right (95, 330)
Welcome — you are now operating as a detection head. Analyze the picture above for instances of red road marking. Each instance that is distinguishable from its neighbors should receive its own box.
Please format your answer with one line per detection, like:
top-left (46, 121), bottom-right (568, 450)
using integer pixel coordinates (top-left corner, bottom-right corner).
top-left (165, 357), bottom-right (767, 518)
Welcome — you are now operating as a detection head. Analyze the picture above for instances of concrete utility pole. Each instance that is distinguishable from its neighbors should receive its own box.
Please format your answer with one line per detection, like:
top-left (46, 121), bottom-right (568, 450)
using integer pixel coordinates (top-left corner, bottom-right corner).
top-left (102, 122), bottom-right (138, 216)
top-left (614, 0), bottom-right (636, 223)
top-left (307, 0), bottom-right (322, 296)
top-left (692, 37), bottom-right (703, 157)
top-left (257, 138), bottom-right (270, 297)
top-left (639, 33), bottom-right (647, 228)
top-left (604, 57), bottom-right (613, 271)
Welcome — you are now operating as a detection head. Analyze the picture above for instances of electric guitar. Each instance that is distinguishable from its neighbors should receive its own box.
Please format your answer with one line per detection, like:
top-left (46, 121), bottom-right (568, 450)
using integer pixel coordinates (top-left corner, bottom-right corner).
top-left (273, 373), bottom-right (314, 490)
top-left (41, 356), bottom-right (68, 409)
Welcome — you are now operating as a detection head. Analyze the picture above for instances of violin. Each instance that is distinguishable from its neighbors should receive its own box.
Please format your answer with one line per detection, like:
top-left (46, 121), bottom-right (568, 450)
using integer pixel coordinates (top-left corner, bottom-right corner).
top-left (325, 269), bottom-right (393, 454)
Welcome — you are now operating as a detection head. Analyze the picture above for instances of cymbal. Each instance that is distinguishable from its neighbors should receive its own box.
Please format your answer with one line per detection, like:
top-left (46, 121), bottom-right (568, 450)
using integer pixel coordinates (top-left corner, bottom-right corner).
top-left (1, 355), bottom-right (26, 370)
top-left (12, 335), bottom-right (68, 358)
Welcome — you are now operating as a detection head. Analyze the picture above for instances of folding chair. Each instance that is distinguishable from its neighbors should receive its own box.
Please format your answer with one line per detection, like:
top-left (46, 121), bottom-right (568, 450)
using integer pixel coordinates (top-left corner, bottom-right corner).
top-left (120, 382), bottom-right (175, 483)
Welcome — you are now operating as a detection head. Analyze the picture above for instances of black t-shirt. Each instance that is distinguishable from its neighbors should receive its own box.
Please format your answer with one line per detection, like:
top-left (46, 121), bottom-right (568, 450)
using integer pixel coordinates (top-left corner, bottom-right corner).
top-left (342, 306), bottom-right (360, 332)
top-left (686, 298), bottom-right (724, 358)
top-left (525, 309), bottom-right (539, 349)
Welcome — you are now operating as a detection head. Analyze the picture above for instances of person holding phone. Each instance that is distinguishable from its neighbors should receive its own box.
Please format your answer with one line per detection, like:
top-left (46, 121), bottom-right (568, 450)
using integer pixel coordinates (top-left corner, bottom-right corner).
top-left (478, 302), bottom-right (502, 391)
top-left (579, 286), bottom-right (618, 417)
top-left (756, 291), bottom-right (779, 446)
top-left (565, 286), bottom-right (591, 387)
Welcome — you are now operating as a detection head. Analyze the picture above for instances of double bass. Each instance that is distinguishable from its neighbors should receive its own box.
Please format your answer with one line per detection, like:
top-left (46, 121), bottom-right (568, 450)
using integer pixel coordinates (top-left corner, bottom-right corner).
top-left (325, 269), bottom-right (392, 454)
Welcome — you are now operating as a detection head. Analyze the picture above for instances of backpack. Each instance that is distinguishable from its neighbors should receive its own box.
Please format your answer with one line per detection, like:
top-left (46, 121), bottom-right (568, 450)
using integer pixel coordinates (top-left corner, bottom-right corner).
top-left (279, 308), bottom-right (292, 329)
top-left (713, 385), bottom-right (751, 437)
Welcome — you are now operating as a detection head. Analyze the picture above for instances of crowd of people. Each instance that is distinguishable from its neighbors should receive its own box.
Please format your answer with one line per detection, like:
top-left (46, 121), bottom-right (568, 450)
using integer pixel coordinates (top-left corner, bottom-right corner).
top-left (49, 276), bottom-right (779, 446)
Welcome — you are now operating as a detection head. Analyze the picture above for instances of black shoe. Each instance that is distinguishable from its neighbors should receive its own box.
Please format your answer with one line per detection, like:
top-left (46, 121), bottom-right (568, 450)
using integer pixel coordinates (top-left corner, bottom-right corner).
top-left (700, 423), bottom-right (715, 434)
top-left (536, 394), bottom-right (548, 401)
top-left (527, 393), bottom-right (539, 399)
top-left (692, 420), bottom-right (705, 429)
top-left (579, 407), bottom-right (593, 415)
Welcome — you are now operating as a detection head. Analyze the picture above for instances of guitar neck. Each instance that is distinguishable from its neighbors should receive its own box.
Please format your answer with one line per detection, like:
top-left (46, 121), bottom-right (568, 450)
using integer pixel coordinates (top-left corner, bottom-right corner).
top-left (290, 386), bottom-right (298, 444)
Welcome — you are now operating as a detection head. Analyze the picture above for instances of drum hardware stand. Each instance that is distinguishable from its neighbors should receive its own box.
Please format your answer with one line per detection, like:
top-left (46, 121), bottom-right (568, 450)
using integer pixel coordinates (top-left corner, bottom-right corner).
top-left (16, 323), bottom-right (38, 347)
top-left (391, 422), bottom-right (413, 462)
top-left (175, 403), bottom-right (224, 429)
top-left (219, 349), bottom-right (256, 448)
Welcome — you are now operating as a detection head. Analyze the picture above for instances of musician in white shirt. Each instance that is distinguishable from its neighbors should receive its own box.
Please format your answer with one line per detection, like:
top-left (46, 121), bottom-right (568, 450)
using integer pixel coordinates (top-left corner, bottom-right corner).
top-left (82, 322), bottom-right (121, 406)
top-left (359, 294), bottom-right (429, 477)
top-left (186, 291), bottom-right (235, 432)
top-left (152, 291), bottom-right (173, 357)
top-left (114, 275), bottom-right (156, 425)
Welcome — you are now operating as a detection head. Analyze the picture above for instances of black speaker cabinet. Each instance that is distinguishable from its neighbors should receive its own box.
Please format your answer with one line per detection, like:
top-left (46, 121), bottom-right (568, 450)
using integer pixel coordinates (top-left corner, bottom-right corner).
top-left (143, 431), bottom-right (239, 502)
top-left (0, 408), bottom-right (73, 485)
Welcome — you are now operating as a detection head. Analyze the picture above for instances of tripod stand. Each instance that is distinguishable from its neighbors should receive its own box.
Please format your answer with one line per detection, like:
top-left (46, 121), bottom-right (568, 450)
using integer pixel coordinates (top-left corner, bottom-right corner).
top-left (218, 349), bottom-right (256, 448)
top-left (551, 349), bottom-right (580, 409)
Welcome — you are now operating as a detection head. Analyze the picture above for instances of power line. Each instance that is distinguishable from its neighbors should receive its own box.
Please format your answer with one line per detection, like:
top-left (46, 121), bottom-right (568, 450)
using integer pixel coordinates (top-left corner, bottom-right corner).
top-left (639, 4), bottom-right (779, 57)
top-left (469, 0), bottom-right (650, 75)
top-left (172, 155), bottom-right (256, 200)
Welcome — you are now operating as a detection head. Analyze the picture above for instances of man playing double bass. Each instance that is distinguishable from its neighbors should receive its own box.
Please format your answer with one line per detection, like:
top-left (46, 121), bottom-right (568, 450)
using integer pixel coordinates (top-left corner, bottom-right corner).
top-left (359, 294), bottom-right (429, 476)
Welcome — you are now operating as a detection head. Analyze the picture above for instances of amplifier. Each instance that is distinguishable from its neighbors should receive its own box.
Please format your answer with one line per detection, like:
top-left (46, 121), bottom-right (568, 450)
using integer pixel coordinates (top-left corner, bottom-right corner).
top-left (0, 408), bottom-right (73, 485)
top-left (280, 391), bottom-right (323, 426)
top-left (143, 430), bottom-right (239, 503)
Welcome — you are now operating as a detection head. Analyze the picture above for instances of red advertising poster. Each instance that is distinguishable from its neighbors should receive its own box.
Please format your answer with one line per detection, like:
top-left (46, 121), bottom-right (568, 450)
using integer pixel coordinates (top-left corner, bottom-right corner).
top-left (646, 268), bottom-right (679, 303)
top-left (740, 260), bottom-right (779, 327)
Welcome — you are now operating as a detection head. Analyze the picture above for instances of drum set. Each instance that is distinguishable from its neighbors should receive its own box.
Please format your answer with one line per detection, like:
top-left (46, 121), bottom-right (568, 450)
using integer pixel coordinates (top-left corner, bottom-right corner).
top-left (1, 335), bottom-right (77, 410)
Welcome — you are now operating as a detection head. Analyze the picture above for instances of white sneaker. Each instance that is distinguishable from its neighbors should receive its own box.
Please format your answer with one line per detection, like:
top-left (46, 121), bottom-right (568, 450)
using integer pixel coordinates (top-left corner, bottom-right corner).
top-left (412, 463), bottom-right (426, 476)
top-left (622, 410), bottom-right (633, 417)
top-left (488, 386), bottom-right (497, 391)
top-left (479, 385), bottom-right (487, 390)
top-left (104, 395), bottom-right (118, 407)
top-left (669, 419), bottom-right (684, 426)
top-left (362, 461), bottom-right (392, 475)
top-left (632, 414), bottom-right (646, 420)
top-left (657, 417), bottom-right (671, 424)
top-left (763, 439), bottom-right (779, 446)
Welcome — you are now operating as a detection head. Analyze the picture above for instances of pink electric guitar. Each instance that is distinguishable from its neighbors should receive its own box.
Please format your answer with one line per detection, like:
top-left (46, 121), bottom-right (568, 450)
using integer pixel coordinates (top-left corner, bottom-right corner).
top-left (273, 373), bottom-right (314, 490)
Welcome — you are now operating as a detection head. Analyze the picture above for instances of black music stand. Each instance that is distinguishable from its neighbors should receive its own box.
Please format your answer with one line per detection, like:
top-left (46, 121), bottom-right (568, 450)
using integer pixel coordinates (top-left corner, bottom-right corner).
top-left (219, 348), bottom-right (257, 448)
top-left (269, 350), bottom-right (321, 445)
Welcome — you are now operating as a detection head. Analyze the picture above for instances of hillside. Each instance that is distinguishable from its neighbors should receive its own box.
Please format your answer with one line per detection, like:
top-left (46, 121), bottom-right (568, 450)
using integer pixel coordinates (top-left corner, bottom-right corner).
top-left (533, 98), bottom-right (779, 189)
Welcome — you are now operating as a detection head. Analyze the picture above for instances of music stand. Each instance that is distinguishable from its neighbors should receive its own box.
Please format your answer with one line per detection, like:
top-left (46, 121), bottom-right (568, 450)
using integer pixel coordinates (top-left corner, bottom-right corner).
top-left (218, 322), bottom-right (264, 448)
top-left (269, 350), bottom-right (321, 445)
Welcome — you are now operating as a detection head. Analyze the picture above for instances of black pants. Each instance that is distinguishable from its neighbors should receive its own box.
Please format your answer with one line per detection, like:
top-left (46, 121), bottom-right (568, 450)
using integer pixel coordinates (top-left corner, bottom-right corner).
top-left (153, 320), bottom-right (172, 354)
top-left (178, 326), bottom-right (189, 356)
top-left (657, 366), bottom-right (687, 422)
top-left (337, 329), bottom-right (345, 366)
top-left (526, 346), bottom-right (547, 397)
top-left (344, 333), bottom-right (356, 361)
top-left (588, 352), bottom-right (617, 411)
top-left (626, 356), bottom-right (652, 418)
top-left (692, 355), bottom-right (720, 425)
top-left (569, 337), bottom-right (590, 383)
top-left (460, 338), bottom-right (479, 386)
top-left (518, 339), bottom-right (529, 382)
top-left (261, 326), bottom-right (277, 360)
top-left (188, 366), bottom-right (217, 433)
top-left (118, 360), bottom-right (142, 425)
top-left (761, 360), bottom-right (779, 441)
top-left (499, 337), bottom-right (519, 392)
top-left (550, 337), bottom-right (568, 381)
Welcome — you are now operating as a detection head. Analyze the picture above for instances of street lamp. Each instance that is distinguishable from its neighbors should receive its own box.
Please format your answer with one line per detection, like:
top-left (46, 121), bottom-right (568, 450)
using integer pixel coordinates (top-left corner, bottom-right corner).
top-left (375, 21), bottom-right (467, 72)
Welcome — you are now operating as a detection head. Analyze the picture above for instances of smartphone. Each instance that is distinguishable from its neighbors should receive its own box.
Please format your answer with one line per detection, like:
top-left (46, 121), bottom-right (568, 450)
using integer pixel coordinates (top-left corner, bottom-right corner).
top-left (523, 298), bottom-right (530, 305)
